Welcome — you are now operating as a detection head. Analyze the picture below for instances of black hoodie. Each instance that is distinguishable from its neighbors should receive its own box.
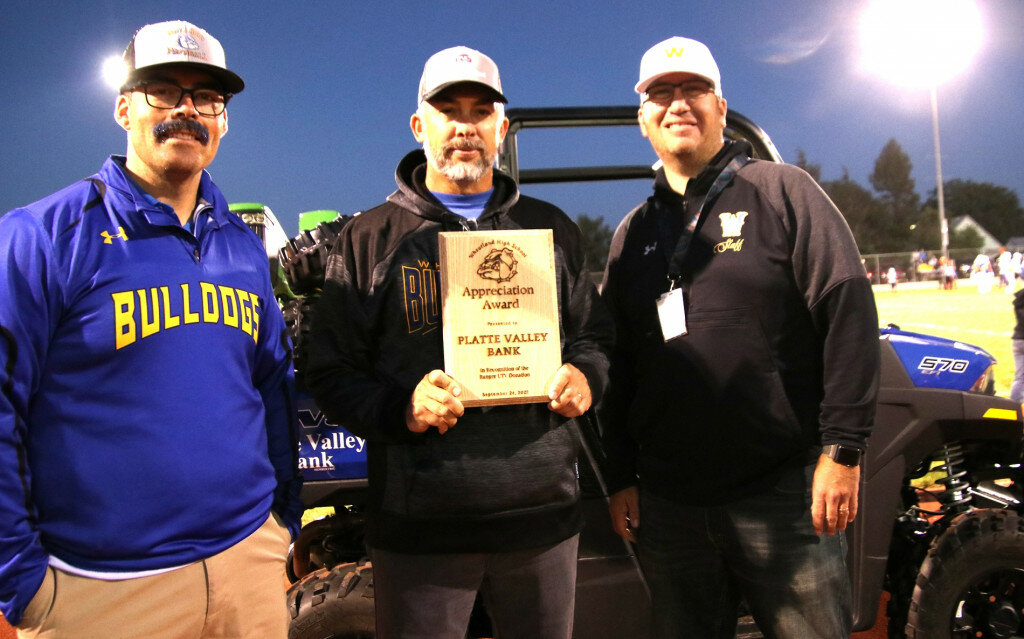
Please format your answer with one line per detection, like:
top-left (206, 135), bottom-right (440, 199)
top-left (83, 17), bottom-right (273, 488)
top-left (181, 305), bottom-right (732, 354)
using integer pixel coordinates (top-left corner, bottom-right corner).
top-left (600, 141), bottom-right (880, 505)
top-left (306, 150), bottom-right (614, 553)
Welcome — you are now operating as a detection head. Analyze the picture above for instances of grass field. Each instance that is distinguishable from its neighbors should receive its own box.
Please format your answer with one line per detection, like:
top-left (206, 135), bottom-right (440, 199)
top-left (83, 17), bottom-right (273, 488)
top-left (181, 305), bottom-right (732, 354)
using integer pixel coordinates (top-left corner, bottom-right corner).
top-left (873, 281), bottom-right (1018, 397)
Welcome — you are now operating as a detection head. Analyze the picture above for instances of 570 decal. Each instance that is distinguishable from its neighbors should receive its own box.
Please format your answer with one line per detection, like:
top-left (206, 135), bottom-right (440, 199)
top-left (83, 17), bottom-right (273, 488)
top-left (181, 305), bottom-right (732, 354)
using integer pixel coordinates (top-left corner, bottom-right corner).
top-left (918, 356), bottom-right (970, 374)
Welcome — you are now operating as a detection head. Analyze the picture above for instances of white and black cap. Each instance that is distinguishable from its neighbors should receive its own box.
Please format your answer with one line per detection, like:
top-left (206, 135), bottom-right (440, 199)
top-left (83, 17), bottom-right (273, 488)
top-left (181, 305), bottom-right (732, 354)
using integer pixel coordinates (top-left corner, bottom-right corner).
top-left (120, 20), bottom-right (244, 94)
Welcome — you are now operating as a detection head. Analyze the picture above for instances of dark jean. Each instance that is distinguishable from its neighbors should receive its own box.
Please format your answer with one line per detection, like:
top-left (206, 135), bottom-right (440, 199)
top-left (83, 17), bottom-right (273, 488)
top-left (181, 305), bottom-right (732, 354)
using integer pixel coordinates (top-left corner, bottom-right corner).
top-left (638, 463), bottom-right (851, 639)
top-left (370, 535), bottom-right (579, 639)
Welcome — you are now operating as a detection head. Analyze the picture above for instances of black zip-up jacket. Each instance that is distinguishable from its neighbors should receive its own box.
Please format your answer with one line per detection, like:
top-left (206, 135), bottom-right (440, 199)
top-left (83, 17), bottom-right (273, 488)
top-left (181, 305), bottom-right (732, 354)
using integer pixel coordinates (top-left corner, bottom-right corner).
top-left (306, 150), bottom-right (614, 553)
top-left (600, 141), bottom-right (879, 504)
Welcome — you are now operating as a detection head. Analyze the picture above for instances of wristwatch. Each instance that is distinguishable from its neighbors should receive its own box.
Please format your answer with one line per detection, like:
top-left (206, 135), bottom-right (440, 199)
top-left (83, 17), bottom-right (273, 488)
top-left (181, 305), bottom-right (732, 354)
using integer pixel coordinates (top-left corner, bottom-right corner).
top-left (821, 444), bottom-right (862, 467)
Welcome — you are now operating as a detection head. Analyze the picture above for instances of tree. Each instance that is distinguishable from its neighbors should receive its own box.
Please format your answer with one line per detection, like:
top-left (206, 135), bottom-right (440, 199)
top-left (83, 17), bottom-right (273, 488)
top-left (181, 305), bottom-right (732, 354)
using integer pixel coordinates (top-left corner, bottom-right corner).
top-left (821, 169), bottom-right (887, 254)
top-left (869, 139), bottom-right (920, 251)
top-left (915, 205), bottom-right (984, 251)
top-left (793, 148), bottom-right (822, 183)
top-left (925, 179), bottom-right (1024, 244)
top-left (575, 213), bottom-right (613, 273)
top-left (951, 226), bottom-right (984, 251)
top-left (870, 139), bottom-right (919, 211)
top-left (913, 205), bottom-right (941, 250)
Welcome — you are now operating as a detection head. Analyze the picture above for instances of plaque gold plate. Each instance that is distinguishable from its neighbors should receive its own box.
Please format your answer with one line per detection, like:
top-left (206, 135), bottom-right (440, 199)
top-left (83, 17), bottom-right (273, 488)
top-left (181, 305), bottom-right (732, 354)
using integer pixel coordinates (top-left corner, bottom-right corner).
top-left (438, 230), bottom-right (562, 407)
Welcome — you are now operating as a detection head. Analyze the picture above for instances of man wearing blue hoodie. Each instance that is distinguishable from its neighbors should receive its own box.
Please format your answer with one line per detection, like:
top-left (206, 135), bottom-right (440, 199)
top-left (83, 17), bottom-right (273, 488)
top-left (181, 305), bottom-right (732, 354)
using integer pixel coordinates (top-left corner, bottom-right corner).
top-left (0, 21), bottom-right (301, 638)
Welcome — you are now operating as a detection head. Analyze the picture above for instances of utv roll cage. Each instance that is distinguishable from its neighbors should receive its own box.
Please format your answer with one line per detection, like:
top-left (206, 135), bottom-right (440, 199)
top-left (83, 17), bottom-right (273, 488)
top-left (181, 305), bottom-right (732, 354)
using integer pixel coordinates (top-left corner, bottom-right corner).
top-left (497, 105), bottom-right (783, 184)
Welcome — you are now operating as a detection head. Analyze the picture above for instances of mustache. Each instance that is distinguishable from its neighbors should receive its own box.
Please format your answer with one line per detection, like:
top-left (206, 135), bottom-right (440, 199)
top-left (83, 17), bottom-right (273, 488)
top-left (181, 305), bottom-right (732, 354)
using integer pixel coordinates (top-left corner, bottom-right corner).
top-left (443, 138), bottom-right (486, 155)
top-left (153, 120), bottom-right (210, 145)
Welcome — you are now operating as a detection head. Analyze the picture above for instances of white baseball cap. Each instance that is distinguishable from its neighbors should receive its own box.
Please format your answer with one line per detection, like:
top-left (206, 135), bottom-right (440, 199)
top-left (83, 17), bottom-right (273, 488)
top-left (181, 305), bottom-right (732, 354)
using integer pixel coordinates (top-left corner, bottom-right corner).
top-left (120, 20), bottom-right (244, 94)
top-left (418, 46), bottom-right (507, 104)
top-left (635, 36), bottom-right (721, 97)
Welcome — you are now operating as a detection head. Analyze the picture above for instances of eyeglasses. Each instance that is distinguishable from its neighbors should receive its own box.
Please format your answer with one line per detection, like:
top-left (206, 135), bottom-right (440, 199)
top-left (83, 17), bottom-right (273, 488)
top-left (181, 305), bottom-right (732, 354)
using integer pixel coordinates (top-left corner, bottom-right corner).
top-left (642, 82), bottom-right (715, 106)
top-left (130, 82), bottom-right (230, 116)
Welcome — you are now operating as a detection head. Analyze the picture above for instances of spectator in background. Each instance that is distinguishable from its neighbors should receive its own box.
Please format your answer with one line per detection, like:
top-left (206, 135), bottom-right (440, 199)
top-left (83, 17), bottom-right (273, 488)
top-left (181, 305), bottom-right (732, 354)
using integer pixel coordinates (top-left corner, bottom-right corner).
top-left (973, 253), bottom-right (995, 294)
top-left (944, 260), bottom-right (958, 290)
top-left (998, 248), bottom-right (1014, 290)
top-left (886, 266), bottom-right (898, 291)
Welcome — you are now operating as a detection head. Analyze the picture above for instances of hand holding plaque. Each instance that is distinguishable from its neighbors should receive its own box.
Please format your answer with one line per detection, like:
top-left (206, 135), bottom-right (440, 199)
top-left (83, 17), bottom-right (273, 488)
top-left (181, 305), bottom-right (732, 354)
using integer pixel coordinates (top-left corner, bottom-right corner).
top-left (545, 363), bottom-right (592, 418)
top-left (438, 230), bottom-right (562, 407)
top-left (406, 369), bottom-right (465, 434)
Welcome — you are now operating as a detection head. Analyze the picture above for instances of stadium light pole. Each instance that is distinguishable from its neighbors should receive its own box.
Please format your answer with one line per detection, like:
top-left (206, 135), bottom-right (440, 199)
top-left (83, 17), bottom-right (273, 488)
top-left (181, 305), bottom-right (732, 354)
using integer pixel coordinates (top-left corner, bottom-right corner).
top-left (929, 87), bottom-right (948, 267)
top-left (858, 0), bottom-right (983, 272)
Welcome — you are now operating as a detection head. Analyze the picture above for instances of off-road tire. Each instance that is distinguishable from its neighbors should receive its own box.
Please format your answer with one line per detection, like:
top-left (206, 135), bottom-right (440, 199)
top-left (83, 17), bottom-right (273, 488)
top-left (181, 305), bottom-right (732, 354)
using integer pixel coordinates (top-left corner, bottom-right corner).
top-left (905, 509), bottom-right (1024, 638)
top-left (278, 217), bottom-right (351, 296)
top-left (288, 560), bottom-right (375, 639)
top-left (886, 514), bottom-right (934, 639)
top-left (282, 296), bottom-right (316, 379)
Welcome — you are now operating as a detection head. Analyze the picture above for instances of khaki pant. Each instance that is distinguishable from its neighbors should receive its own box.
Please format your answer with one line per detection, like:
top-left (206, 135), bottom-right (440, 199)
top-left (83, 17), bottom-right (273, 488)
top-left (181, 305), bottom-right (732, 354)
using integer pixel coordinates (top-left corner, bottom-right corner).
top-left (18, 513), bottom-right (291, 639)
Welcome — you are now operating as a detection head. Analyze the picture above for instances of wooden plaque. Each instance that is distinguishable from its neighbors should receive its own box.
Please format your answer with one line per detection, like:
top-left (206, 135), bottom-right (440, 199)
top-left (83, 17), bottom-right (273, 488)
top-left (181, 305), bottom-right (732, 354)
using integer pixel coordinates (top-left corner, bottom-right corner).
top-left (438, 230), bottom-right (562, 407)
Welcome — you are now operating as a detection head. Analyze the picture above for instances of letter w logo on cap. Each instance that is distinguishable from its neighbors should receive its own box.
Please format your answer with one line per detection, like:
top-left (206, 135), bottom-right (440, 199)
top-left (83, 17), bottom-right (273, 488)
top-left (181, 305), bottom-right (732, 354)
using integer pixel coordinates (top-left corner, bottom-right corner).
top-left (665, 47), bottom-right (686, 57)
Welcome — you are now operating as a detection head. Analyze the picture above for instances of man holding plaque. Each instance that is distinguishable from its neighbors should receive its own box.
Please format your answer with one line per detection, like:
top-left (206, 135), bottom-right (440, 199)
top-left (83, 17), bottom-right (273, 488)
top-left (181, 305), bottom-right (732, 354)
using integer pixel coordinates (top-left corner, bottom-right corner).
top-left (306, 46), bottom-right (613, 638)
top-left (600, 37), bottom-right (880, 637)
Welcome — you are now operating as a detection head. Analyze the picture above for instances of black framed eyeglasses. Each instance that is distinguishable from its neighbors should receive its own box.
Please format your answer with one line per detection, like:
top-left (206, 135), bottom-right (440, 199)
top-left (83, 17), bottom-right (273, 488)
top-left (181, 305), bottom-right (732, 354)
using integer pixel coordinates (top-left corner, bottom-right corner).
top-left (642, 82), bottom-right (715, 106)
top-left (130, 82), bottom-right (230, 116)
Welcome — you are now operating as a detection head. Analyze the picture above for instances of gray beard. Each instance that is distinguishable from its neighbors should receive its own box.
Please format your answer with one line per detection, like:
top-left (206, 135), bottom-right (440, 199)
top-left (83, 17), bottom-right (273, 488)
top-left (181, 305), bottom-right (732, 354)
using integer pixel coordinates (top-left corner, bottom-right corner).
top-left (422, 136), bottom-right (495, 185)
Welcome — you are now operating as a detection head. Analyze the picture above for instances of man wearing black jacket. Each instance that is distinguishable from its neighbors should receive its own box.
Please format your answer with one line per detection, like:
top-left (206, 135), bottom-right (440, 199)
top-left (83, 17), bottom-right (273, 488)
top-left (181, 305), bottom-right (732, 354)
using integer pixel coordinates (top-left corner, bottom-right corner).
top-left (600, 36), bottom-right (879, 638)
top-left (305, 46), bottom-right (613, 639)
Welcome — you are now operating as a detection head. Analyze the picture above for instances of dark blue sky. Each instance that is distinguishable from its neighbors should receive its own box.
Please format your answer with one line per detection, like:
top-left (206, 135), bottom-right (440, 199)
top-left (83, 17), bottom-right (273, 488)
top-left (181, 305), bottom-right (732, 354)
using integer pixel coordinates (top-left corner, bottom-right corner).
top-left (3, 0), bottom-right (1022, 238)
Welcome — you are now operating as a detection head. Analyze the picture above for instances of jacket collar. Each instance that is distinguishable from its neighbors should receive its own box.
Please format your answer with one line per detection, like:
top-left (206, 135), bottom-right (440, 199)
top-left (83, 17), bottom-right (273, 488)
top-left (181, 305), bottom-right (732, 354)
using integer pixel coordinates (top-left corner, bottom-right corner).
top-left (99, 156), bottom-right (228, 231)
top-left (387, 149), bottom-right (520, 230)
top-left (652, 139), bottom-right (752, 206)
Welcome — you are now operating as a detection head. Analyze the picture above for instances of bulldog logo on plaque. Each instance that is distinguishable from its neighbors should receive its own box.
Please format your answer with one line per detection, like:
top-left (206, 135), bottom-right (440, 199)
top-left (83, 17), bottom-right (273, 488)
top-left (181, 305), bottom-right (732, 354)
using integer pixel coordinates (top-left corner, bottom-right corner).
top-left (477, 247), bottom-right (518, 282)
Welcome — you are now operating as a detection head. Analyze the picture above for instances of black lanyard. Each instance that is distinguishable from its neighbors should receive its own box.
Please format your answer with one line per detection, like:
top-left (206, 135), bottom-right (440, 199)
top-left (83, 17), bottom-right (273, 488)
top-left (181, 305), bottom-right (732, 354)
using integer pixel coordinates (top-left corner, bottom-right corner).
top-left (661, 154), bottom-right (749, 288)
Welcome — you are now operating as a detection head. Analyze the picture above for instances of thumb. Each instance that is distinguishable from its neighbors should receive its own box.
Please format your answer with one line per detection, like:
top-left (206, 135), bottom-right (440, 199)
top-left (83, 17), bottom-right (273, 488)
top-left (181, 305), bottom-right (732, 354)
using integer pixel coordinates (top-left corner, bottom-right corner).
top-left (427, 370), bottom-right (461, 396)
top-left (547, 365), bottom-right (569, 400)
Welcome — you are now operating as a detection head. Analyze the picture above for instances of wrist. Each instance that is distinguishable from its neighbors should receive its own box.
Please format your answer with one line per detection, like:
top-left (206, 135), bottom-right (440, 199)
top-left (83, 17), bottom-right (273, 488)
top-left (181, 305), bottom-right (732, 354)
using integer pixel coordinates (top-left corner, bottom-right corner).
top-left (821, 443), bottom-right (862, 467)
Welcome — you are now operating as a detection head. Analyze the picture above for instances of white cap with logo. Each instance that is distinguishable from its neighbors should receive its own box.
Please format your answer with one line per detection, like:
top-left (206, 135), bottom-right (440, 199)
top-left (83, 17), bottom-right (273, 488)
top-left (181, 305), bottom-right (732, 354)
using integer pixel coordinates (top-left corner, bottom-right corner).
top-left (418, 46), bottom-right (507, 104)
top-left (120, 20), bottom-right (244, 95)
top-left (635, 36), bottom-right (721, 97)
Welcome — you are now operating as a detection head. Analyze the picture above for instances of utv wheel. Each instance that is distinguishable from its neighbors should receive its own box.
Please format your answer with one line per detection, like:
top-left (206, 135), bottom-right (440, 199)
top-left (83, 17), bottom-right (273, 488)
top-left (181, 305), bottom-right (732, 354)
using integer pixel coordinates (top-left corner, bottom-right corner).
top-left (906, 509), bottom-right (1024, 638)
top-left (282, 296), bottom-right (317, 381)
top-left (288, 560), bottom-right (375, 639)
top-left (278, 216), bottom-right (351, 296)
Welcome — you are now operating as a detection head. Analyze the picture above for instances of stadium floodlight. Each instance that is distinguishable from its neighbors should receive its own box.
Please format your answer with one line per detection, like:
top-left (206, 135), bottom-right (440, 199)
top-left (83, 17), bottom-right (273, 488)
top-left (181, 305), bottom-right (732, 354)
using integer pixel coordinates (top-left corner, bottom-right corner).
top-left (102, 54), bottom-right (127, 91)
top-left (859, 0), bottom-right (982, 89)
top-left (858, 0), bottom-right (983, 273)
